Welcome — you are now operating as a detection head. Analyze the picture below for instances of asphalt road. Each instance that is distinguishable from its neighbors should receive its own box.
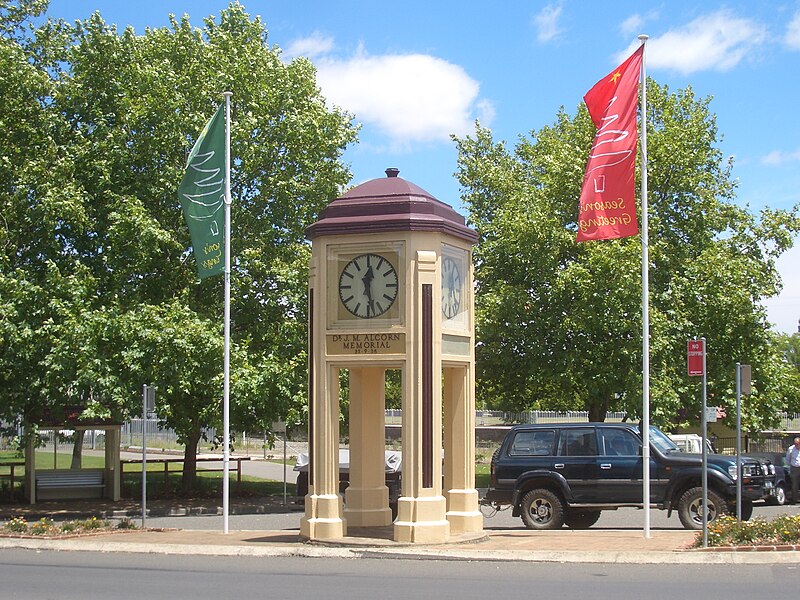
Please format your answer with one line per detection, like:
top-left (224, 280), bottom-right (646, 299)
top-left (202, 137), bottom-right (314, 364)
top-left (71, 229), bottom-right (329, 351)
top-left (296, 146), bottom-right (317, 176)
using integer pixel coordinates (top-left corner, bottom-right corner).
top-left (1, 549), bottom-right (798, 599)
top-left (140, 490), bottom-right (800, 533)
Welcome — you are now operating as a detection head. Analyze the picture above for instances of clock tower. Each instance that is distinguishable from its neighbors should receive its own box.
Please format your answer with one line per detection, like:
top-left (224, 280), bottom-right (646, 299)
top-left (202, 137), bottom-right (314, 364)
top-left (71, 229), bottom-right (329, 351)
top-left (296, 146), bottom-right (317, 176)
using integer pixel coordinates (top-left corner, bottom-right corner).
top-left (301, 168), bottom-right (482, 543)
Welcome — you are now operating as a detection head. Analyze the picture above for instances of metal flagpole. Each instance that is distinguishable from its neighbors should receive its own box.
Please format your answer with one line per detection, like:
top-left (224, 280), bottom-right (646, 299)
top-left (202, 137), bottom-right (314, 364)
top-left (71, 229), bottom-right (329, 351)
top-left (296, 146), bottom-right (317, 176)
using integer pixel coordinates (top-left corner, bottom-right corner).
top-left (142, 385), bottom-right (148, 530)
top-left (735, 362), bottom-right (742, 520)
top-left (637, 34), bottom-right (651, 539)
top-left (701, 339), bottom-right (708, 547)
top-left (222, 91), bottom-right (233, 534)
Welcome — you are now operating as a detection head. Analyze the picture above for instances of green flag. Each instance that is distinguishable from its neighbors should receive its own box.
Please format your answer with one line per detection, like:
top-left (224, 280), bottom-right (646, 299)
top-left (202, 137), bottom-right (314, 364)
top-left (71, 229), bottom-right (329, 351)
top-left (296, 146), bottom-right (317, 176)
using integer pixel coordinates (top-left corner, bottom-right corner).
top-left (178, 105), bottom-right (226, 279)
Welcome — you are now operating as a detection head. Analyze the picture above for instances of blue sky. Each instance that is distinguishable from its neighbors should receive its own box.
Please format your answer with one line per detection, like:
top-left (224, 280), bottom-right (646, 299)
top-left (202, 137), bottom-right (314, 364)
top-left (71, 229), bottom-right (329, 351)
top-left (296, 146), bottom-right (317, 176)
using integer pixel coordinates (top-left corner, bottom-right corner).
top-left (46, 0), bottom-right (800, 334)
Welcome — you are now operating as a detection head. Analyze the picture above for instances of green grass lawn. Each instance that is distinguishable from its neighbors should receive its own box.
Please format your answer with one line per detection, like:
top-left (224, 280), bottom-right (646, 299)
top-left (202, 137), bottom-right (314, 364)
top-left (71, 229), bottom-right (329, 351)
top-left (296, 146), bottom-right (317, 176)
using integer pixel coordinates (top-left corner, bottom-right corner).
top-left (1, 450), bottom-right (294, 502)
top-left (4, 450), bottom-right (486, 500)
top-left (475, 464), bottom-right (490, 488)
top-left (120, 468), bottom-right (295, 499)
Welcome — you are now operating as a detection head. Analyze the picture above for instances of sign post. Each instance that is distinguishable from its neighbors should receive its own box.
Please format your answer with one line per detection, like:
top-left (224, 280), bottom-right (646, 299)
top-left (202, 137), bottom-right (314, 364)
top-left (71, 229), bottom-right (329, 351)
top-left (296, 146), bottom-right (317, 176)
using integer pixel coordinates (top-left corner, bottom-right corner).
top-left (735, 363), bottom-right (751, 520)
top-left (141, 385), bottom-right (155, 529)
top-left (273, 421), bottom-right (287, 506)
top-left (688, 339), bottom-right (708, 547)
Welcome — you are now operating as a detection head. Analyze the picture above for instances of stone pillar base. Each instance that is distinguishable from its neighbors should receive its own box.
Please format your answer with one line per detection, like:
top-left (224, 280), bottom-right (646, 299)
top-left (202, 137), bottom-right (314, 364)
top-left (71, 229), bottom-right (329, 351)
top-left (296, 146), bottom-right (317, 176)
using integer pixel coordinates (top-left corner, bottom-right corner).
top-left (344, 506), bottom-right (393, 527)
top-left (446, 510), bottom-right (484, 534)
top-left (446, 488), bottom-right (483, 533)
top-left (344, 485), bottom-right (393, 526)
top-left (393, 495), bottom-right (450, 543)
top-left (300, 493), bottom-right (347, 540)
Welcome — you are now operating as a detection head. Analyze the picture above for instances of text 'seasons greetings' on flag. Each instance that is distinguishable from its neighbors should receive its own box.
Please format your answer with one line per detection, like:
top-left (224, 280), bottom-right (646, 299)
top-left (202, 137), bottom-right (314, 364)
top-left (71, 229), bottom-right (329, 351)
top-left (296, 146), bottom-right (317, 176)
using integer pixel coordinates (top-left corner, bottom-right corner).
top-left (178, 105), bottom-right (226, 279)
top-left (576, 45), bottom-right (644, 242)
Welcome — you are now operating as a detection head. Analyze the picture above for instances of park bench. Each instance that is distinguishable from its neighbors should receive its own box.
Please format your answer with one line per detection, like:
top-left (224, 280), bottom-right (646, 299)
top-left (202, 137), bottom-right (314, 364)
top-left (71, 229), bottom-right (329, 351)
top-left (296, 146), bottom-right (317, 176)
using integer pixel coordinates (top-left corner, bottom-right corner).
top-left (35, 469), bottom-right (105, 500)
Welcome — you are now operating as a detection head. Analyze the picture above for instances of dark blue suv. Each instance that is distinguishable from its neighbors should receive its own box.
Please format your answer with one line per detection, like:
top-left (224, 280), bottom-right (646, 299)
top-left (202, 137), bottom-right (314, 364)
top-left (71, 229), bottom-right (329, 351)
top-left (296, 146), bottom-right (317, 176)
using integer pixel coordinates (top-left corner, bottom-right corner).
top-left (484, 422), bottom-right (769, 530)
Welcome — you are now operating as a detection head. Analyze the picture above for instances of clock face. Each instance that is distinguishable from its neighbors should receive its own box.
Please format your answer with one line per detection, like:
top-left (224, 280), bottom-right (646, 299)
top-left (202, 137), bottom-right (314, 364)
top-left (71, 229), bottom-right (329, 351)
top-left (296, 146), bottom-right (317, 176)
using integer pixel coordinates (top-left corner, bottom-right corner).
top-left (338, 253), bottom-right (399, 319)
top-left (442, 256), bottom-right (462, 319)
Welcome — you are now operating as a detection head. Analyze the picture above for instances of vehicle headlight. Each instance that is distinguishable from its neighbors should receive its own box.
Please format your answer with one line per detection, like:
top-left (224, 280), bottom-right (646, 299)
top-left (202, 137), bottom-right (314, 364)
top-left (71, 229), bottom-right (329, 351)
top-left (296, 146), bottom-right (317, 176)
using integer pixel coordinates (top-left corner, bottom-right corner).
top-left (728, 465), bottom-right (738, 480)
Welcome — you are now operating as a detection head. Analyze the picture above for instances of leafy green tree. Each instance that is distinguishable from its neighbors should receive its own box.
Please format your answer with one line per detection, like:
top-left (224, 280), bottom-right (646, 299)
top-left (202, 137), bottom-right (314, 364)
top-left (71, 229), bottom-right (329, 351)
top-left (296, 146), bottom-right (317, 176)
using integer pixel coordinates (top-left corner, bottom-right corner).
top-left (0, 2), bottom-right (357, 489)
top-left (455, 81), bottom-right (800, 429)
top-left (771, 331), bottom-right (800, 413)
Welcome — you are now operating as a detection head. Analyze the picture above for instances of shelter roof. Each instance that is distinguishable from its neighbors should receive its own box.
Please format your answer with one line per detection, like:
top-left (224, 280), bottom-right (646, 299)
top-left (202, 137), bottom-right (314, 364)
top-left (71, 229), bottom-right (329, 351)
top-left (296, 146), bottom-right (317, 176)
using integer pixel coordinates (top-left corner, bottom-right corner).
top-left (306, 168), bottom-right (477, 244)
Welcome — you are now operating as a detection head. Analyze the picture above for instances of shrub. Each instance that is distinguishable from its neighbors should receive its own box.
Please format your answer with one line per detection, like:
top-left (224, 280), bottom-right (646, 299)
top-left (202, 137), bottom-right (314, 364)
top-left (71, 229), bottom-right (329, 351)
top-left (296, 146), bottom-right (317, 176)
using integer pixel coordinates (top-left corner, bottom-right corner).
top-left (5, 517), bottom-right (28, 533)
top-left (697, 514), bottom-right (800, 547)
top-left (29, 517), bottom-right (57, 536)
top-left (1, 516), bottom-right (126, 536)
top-left (117, 517), bottom-right (137, 530)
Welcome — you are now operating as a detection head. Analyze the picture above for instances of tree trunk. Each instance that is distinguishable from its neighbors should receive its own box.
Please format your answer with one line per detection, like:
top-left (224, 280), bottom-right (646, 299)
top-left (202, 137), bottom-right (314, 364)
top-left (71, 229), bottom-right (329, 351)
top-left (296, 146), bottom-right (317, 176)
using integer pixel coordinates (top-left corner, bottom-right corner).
top-left (70, 430), bottom-right (85, 469)
top-left (181, 429), bottom-right (202, 493)
top-left (588, 400), bottom-right (609, 423)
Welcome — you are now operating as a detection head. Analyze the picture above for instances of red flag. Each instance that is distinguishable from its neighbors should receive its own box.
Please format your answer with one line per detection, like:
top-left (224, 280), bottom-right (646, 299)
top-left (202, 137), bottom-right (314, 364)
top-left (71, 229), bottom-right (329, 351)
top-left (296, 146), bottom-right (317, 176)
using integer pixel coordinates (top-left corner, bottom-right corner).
top-left (576, 45), bottom-right (643, 242)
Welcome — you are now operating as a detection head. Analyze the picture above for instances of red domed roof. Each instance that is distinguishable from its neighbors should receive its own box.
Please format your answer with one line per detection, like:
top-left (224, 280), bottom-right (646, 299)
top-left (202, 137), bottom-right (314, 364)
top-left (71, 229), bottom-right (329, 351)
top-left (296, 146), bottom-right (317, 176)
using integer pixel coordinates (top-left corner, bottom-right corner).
top-left (305, 169), bottom-right (477, 244)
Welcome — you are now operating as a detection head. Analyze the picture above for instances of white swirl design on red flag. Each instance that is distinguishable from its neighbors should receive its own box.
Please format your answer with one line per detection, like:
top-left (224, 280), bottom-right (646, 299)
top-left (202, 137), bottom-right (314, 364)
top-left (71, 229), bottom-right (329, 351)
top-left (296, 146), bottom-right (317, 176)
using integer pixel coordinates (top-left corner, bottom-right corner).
top-left (585, 96), bottom-right (633, 174)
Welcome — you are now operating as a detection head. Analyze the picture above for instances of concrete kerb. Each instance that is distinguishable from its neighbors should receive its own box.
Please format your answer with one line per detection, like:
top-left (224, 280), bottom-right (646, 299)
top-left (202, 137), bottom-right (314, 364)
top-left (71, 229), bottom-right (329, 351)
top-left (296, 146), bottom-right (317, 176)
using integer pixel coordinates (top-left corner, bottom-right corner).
top-left (1, 530), bottom-right (799, 564)
top-left (1, 535), bottom-right (800, 564)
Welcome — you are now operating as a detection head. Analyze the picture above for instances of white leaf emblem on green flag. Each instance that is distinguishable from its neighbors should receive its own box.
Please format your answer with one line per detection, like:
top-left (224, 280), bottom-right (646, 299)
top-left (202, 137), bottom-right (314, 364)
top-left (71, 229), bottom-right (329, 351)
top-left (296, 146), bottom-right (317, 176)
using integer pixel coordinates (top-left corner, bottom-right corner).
top-left (178, 105), bottom-right (226, 279)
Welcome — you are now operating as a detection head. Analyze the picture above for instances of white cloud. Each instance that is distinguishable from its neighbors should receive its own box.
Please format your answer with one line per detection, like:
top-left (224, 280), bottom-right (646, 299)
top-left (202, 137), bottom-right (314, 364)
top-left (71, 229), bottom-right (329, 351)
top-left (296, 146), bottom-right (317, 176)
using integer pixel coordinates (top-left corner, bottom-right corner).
top-left (533, 3), bottom-right (564, 43)
top-left (620, 14), bottom-right (644, 37)
top-left (620, 10), bottom-right (659, 37)
top-left (316, 49), bottom-right (491, 144)
top-left (618, 10), bottom-right (767, 74)
top-left (785, 12), bottom-right (800, 49)
top-left (283, 32), bottom-right (335, 60)
top-left (762, 149), bottom-right (800, 165)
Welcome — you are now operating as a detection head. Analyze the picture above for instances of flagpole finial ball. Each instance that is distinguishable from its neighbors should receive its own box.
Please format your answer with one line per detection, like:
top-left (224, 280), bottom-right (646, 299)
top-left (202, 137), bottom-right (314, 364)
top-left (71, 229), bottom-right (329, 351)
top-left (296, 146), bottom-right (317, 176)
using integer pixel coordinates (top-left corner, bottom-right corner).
top-left (638, 34), bottom-right (649, 41)
top-left (385, 168), bottom-right (400, 178)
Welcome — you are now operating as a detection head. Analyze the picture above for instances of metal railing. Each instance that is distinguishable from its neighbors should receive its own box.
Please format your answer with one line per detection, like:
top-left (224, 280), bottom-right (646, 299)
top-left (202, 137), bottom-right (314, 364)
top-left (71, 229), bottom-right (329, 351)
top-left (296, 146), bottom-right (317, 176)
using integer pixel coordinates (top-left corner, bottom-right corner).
top-left (7, 411), bottom-right (797, 454)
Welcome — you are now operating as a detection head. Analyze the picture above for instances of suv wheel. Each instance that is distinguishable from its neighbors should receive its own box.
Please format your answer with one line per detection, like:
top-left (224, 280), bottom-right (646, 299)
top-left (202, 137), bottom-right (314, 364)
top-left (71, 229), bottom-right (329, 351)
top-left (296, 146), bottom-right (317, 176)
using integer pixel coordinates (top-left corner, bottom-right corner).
top-left (520, 488), bottom-right (564, 530)
top-left (677, 487), bottom-right (727, 530)
top-left (767, 483), bottom-right (787, 506)
top-left (564, 510), bottom-right (601, 529)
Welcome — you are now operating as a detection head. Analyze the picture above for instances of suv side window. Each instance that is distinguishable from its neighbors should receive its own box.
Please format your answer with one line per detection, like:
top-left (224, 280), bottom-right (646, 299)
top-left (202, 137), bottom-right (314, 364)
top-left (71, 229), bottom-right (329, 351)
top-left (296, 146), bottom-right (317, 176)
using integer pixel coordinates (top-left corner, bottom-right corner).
top-left (557, 428), bottom-right (598, 456)
top-left (509, 430), bottom-right (555, 456)
top-left (600, 429), bottom-right (640, 456)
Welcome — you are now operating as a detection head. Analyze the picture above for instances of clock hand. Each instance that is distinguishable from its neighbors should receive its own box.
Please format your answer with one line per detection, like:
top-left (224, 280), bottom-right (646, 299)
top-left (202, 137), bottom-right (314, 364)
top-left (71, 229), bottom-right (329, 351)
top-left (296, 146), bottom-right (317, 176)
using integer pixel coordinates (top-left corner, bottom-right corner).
top-left (449, 269), bottom-right (458, 293)
top-left (362, 266), bottom-right (374, 304)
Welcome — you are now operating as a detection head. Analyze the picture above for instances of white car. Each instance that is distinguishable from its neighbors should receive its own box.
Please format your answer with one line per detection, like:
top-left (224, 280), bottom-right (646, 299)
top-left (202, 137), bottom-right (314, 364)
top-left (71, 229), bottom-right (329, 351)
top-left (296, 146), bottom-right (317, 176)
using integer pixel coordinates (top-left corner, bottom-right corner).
top-left (667, 433), bottom-right (714, 454)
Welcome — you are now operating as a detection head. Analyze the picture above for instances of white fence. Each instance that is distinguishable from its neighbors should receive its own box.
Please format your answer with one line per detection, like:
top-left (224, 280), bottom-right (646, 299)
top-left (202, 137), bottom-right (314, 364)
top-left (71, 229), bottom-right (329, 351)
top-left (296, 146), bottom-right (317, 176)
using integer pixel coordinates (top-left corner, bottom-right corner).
top-left (123, 418), bottom-right (187, 449)
top-left (5, 411), bottom-right (798, 453)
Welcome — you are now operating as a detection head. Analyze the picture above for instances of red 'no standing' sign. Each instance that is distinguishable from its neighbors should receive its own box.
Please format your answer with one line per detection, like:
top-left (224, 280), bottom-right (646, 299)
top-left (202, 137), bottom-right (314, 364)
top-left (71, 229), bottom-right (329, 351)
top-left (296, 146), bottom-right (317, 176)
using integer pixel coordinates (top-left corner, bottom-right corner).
top-left (687, 339), bottom-right (705, 376)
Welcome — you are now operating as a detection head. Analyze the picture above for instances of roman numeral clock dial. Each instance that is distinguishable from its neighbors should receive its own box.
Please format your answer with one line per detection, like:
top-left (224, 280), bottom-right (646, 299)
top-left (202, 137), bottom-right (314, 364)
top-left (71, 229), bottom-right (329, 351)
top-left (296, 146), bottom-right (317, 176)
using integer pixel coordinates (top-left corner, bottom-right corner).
top-left (338, 253), bottom-right (398, 319)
